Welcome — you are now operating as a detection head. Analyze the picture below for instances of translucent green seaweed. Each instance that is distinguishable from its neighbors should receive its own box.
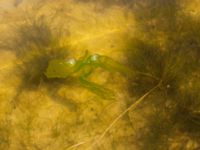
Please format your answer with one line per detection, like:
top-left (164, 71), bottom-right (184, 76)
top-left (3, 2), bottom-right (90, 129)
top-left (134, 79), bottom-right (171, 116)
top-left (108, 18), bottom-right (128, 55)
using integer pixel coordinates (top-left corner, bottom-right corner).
top-left (45, 51), bottom-right (130, 99)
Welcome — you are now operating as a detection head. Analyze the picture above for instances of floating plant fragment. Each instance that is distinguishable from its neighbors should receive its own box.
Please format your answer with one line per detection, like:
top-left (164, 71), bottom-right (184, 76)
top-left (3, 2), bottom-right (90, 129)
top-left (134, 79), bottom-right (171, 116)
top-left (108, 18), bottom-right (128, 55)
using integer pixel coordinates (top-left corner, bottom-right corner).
top-left (45, 51), bottom-right (132, 99)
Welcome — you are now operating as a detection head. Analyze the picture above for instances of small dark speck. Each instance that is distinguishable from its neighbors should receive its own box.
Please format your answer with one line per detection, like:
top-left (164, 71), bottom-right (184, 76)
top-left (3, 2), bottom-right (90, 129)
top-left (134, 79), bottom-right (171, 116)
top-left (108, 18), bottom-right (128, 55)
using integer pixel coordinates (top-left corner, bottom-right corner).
top-left (110, 45), bottom-right (115, 48)
top-left (14, 0), bottom-right (23, 7)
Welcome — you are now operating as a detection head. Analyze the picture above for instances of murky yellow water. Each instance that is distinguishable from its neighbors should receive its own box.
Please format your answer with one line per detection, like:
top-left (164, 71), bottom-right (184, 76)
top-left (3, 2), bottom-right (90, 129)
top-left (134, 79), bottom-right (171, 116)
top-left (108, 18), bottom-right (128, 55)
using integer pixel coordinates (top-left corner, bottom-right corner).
top-left (0, 0), bottom-right (200, 150)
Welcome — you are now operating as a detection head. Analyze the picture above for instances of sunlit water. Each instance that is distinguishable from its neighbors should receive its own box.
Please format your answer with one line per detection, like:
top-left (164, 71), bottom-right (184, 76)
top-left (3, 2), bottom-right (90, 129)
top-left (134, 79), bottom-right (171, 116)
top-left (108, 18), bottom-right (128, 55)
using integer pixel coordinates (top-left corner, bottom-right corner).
top-left (0, 0), bottom-right (200, 150)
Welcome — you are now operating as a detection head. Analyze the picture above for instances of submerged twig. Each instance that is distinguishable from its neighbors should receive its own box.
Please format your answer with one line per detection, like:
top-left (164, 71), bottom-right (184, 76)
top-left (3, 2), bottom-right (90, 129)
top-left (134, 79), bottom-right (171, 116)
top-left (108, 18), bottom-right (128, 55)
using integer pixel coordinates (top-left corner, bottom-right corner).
top-left (66, 141), bottom-right (87, 150)
top-left (136, 71), bottom-right (160, 81)
top-left (66, 138), bottom-right (95, 150)
top-left (88, 80), bottom-right (162, 150)
top-left (0, 62), bottom-right (22, 71)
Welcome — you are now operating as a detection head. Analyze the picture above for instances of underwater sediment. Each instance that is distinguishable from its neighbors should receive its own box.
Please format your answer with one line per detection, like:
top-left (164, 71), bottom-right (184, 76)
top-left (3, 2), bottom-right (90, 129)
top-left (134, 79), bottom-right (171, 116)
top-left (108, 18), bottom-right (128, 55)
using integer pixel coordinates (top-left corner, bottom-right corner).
top-left (0, 0), bottom-right (200, 150)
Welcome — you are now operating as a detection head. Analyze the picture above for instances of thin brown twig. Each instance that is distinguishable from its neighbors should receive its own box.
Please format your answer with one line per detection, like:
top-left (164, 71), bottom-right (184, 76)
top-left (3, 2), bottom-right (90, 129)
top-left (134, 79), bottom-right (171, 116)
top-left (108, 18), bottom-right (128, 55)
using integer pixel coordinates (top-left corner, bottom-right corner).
top-left (66, 138), bottom-right (95, 150)
top-left (88, 81), bottom-right (162, 150)
top-left (66, 141), bottom-right (87, 150)
top-left (136, 71), bottom-right (160, 81)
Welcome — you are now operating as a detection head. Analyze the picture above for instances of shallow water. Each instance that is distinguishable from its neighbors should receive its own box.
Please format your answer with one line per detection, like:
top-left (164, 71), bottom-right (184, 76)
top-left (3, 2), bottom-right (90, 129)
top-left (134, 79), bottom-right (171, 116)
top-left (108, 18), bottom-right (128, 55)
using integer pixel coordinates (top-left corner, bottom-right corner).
top-left (0, 0), bottom-right (200, 150)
